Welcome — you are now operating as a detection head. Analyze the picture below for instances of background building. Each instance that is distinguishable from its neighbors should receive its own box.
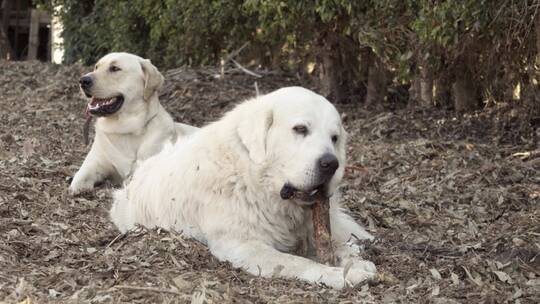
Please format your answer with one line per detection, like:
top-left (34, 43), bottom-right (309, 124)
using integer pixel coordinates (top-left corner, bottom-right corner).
top-left (0, 0), bottom-right (63, 63)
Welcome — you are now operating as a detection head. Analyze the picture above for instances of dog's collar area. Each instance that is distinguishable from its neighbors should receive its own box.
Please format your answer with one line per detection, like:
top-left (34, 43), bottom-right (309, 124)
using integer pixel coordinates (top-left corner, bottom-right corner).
top-left (87, 95), bottom-right (124, 117)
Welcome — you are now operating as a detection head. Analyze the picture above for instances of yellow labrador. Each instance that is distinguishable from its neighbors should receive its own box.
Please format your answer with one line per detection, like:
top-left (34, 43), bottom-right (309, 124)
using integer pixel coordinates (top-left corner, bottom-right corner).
top-left (69, 52), bottom-right (197, 195)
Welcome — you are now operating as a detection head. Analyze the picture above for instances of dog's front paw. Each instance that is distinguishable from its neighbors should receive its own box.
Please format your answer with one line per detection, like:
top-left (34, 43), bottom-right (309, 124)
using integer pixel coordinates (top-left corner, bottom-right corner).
top-left (69, 179), bottom-right (94, 196)
top-left (341, 258), bottom-right (377, 274)
top-left (320, 266), bottom-right (375, 289)
top-left (344, 267), bottom-right (376, 287)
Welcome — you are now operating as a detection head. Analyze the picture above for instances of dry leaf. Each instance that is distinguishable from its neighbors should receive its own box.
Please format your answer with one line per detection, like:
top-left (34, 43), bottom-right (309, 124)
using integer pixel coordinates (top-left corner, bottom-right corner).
top-left (513, 288), bottom-right (523, 299)
top-left (431, 285), bottom-right (440, 296)
top-left (462, 266), bottom-right (482, 286)
top-left (173, 274), bottom-right (193, 291)
top-left (493, 271), bottom-right (512, 284)
top-left (22, 138), bottom-right (35, 159)
top-left (18, 298), bottom-right (32, 304)
top-left (451, 272), bottom-right (460, 285)
top-left (430, 268), bottom-right (442, 280)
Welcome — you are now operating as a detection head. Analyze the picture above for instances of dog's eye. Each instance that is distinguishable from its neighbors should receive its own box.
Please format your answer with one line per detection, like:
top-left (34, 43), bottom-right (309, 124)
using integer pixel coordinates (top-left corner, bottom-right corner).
top-left (109, 66), bottom-right (121, 72)
top-left (293, 125), bottom-right (308, 135)
top-left (331, 135), bottom-right (338, 144)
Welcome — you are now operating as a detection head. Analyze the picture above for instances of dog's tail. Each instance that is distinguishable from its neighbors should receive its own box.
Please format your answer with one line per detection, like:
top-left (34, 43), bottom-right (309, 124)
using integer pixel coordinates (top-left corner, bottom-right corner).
top-left (110, 187), bottom-right (136, 233)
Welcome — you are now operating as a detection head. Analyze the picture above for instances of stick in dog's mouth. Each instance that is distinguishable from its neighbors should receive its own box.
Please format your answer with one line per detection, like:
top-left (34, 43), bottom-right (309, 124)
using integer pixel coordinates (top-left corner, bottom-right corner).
top-left (279, 182), bottom-right (336, 265)
top-left (280, 183), bottom-right (327, 202)
top-left (86, 95), bottom-right (124, 116)
top-left (311, 195), bottom-right (335, 265)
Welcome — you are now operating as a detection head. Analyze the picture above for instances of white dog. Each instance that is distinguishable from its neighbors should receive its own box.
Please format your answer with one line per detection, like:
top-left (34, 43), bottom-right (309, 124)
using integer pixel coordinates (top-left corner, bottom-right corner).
top-left (69, 52), bottom-right (197, 195)
top-left (110, 87), bottom-right (376, 288)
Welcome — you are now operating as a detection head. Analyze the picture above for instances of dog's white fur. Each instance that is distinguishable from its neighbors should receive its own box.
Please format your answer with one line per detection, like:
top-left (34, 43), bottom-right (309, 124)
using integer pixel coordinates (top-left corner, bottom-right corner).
top-left (69, 52), bottom-right (197, 195)
top-left (110, 87), bottom-right (376, 288)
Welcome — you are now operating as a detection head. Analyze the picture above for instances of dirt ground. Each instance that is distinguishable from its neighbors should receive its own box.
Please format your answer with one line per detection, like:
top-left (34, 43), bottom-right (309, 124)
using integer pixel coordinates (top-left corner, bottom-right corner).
top-left (0, 61), bottom-right (539, 303)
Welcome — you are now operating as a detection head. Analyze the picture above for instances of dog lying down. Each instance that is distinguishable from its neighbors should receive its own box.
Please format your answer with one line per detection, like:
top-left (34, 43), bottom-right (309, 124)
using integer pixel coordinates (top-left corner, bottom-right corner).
top-left (110, 87), bottom-right (376, 288)
top-left (69, 52), bottom-right (197, 195)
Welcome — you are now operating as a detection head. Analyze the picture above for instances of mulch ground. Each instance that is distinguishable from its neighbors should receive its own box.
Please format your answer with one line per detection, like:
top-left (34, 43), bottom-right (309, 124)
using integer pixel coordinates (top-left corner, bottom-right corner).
top-left (0, 60), bottom-right (538, 303)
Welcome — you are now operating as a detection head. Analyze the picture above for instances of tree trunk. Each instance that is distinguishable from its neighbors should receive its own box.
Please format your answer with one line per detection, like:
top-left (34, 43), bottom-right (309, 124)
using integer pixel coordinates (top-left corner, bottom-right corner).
top-left (434, 75), bottom-right (452, 108)
top-left (365, 49), bottom-right (387, 108)
top-left (419, 66), bottom-right (433, 107)
top-left (320, 49), bottom-right (344, 102)
top-left (317, 30), bottom-right (360, 103)
top-left (452, 66), bottom-right (478, 112)
top-left (408, 69), bottom-right (421, 106)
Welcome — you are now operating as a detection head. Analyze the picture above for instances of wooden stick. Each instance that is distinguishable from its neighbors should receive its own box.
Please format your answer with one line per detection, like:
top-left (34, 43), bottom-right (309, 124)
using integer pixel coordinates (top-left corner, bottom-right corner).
top-left (312, 196), bottom-right (335, 265)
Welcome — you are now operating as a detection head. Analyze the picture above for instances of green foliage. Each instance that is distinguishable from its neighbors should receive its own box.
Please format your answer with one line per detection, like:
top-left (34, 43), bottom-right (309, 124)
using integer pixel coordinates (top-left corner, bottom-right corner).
top-left (35, 0), bottom-right (540, 107)
top-left (35, 0), bottom-right (256, 67)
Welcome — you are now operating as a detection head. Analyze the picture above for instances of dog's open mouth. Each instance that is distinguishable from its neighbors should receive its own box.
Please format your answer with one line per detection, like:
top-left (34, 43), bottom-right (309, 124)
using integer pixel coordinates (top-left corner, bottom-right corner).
top-left (280, 183), bottom-right (327, 203)
top-left (87, 95), bottom-right (124, 116)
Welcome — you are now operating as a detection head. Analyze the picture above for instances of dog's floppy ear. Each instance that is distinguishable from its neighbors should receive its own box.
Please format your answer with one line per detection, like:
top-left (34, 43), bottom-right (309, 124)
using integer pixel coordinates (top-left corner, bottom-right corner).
top-left (237, 101), bottom-right (274, 164)
top-left (140, 59), bottom-right (164, 101)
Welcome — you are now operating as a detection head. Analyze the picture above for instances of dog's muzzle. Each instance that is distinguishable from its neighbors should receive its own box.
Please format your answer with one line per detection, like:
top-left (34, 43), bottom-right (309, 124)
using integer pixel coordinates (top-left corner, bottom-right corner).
top-left (280, 153), bottom-right (339, 203)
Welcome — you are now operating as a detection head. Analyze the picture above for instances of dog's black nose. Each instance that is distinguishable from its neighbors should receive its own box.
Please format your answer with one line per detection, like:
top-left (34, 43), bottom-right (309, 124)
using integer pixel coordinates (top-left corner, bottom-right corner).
top-left (79, 75), bottom-right (93, 89)
top-left (318, 153), bottom-right (339, 175)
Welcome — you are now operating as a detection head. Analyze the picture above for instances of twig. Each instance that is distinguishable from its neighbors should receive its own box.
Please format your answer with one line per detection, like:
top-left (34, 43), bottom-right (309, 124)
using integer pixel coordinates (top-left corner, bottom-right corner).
top-left (1, 218), bottom-right (33, 224)
top-left (344, 164), bottom-right (369, 176)
top-left (231, 59), bottom-right (262, 78)
top-left (254, 81), bottom-right (260, 97)
top-left (111, 285), bottom-right (184, 296)
top-left (462, 266), bottom-right (483, 286)
top-left (219, 42), bottom-right (250, 80)
top-left (220, 59), bottom-right (225, 79)
top-left (223, 42), bottom-right (250, 63)
top-left (511, 150), bottom-right (540, 160)
top-left (169, 253), bottom-right (184, 270)
top-left (106, 233), bottom-right (126, 248)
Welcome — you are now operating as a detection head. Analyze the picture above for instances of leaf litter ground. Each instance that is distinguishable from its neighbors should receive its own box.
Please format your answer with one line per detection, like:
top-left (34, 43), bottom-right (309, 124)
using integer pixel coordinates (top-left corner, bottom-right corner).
top-left (0, 61), bottom-right (538, 303)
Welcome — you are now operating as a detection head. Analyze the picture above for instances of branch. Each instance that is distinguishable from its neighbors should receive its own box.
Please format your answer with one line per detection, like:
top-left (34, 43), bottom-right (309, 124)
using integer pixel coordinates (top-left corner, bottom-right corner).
top-left (223, 42), bottom-right (250, 63)
top-left (231, 59), bottom-right (262, 78)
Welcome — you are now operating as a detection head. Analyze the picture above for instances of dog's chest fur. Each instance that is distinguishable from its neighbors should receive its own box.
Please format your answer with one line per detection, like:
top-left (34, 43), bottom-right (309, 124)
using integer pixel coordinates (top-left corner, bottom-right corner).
top-left (249, 192), bottom-right (312, 253)
top-left (205, 147), bottom-right (313, 254)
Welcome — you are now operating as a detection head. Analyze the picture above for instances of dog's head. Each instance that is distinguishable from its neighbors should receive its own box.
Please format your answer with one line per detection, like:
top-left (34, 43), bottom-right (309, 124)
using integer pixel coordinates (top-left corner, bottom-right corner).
top-left (79, 52), bottom-right (164, 117)
top-left (237, 87), bottom-right (347, 205)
